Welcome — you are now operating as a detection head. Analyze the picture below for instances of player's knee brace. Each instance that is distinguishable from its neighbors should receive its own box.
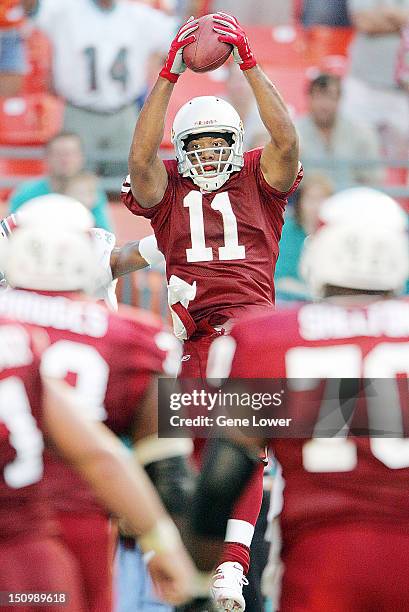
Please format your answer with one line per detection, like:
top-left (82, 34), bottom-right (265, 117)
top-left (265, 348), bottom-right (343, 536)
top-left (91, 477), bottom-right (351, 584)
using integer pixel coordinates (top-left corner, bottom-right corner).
top-left (145, 455), bottom-right (195, 516)
top-left (134, 437), bottom-right (195, 516)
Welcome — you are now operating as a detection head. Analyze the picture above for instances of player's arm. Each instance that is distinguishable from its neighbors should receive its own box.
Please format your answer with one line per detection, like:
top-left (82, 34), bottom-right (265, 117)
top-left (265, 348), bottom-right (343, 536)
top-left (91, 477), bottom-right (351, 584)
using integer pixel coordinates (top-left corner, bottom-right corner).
top-left (350, 6), bottom-right (409, 34)
top-left (110, 243), bottom-right (149, 277)
top-left (110, 235), bottom-right (165, 279)
top-left (42, 375), bottom-right (195, 606)
top-left (132, 378), bottom-right (195, 524)
top-left (213, 13), bottom-right (299, 192)
top-left (128, 18), bottom-right (198, 208)
top-left (244, 67), bottom-right (300, 191)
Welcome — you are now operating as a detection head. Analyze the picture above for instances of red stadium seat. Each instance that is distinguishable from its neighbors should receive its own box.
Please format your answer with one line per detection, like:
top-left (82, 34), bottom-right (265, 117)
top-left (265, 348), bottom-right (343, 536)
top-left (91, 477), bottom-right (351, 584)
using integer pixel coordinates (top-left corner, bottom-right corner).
top-left (0, 94), bottom-right (64, 145)
top-left (162, 70), bottom-right (228, 149)
top-left (305, 26), bottom-right (354, 65)
top-left (0, 156), bottom-right (46, 200)
top-left (0, 157), bottom-right (46, 177)
top-left (263, 64), bottom-right (310, 116)
top-left (116, 270), bottom-right (171, 324)
top-left (23, 28), bottom-right (52, 94)
top-left (245, 25), bottom-right (307, 67)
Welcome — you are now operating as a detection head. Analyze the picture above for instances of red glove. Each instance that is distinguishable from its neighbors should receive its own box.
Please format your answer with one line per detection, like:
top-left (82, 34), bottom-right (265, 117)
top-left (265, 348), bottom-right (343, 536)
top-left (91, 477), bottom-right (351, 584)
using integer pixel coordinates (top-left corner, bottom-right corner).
top-left (213, 12), bottom-right (257, 71)
top-left (160, 17), bottom-right (199, 83)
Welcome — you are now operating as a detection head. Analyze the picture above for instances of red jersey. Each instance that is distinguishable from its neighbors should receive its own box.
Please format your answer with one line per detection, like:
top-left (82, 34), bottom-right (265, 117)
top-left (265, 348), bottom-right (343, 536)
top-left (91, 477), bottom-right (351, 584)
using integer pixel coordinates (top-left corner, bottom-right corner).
top-left (122, 149), bottom-right (302, 327)
top-left (0, 320), bottom-right (54, 541)
top-left (227, 298), bottom-right (409, 540)
top-left (0, 289), bottom-right (180, 515)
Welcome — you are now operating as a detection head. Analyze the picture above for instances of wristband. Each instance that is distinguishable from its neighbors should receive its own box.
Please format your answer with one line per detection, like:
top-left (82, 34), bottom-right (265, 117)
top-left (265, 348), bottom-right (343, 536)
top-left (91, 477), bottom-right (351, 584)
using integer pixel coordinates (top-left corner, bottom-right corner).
top-left (139, 234), bottom-right (165, 267)
top-left (139, 517), bottom-right (182, 555)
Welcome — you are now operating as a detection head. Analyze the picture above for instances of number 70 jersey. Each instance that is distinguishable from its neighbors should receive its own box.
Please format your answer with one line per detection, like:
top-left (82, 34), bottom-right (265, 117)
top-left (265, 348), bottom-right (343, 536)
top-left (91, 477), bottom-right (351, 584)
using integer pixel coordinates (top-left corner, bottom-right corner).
top-left (219, 297), bottom-right (409, 537)
top-left (122, 149), bottom-right (303, 327)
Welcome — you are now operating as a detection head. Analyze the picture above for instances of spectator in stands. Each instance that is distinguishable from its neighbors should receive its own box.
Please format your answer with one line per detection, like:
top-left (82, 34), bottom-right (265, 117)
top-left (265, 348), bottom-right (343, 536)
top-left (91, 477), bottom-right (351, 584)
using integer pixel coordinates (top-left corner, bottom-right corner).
top-left (296, 73), bottom-right (382, 189)
top-left (8, 131), bottom-right (112, 231)
top-left (22, 0), bottom-right (175, 175)
top-left (342, 0), bottom-right (409, 160)
top-left (0, 0), bottom-right (26, 96)
top-left (396, 22), bottom-right (409, 91)
top-left (302, 0), bottom-right (350, 26)
top-left (63, 171), bottom-right (100, 212)
top-left (275, 172), bottom-right (334, 303)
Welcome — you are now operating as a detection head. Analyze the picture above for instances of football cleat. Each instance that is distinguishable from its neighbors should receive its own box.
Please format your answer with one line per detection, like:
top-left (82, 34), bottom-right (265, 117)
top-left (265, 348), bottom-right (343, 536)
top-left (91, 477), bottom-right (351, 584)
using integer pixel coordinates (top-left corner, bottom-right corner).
top-left (211, 562), bottom-right (248, 611)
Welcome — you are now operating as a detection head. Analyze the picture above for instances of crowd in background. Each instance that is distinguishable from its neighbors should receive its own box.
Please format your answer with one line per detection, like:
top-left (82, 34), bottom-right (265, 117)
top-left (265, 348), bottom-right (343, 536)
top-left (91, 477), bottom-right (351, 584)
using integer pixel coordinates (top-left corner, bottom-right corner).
top-left (1, 0), bottom-right (409, 307)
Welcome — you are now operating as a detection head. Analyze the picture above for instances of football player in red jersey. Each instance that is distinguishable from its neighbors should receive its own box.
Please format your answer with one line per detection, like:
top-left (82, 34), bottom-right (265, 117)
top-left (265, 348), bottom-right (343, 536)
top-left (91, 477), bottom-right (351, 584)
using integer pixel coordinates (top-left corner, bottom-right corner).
top-left (190, 187), bottom-right (409, 612)
top-left (121, 12), bottom-right (301, 609)
top-left (0, 324), bottom-right (195, 611)
top-left (0, 194), bottom-right (203, 612)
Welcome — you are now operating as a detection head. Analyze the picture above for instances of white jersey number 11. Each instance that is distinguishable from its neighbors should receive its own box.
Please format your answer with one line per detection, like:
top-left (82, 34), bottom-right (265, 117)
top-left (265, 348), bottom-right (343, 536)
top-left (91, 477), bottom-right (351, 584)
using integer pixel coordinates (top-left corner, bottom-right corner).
top-left (184, 191), bottom-right (246, 263)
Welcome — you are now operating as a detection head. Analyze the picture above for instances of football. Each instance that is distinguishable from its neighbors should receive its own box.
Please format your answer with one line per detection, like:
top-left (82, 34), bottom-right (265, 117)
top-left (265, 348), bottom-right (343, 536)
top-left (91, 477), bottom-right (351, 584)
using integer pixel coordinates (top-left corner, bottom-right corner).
top-left (183, 14), bottom-right (233, 73)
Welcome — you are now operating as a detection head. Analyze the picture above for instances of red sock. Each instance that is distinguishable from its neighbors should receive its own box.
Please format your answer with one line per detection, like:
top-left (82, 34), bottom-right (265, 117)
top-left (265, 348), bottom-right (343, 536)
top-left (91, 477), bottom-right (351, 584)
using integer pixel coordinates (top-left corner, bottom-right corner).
top-left (221, 461), bottom-right (264, 574)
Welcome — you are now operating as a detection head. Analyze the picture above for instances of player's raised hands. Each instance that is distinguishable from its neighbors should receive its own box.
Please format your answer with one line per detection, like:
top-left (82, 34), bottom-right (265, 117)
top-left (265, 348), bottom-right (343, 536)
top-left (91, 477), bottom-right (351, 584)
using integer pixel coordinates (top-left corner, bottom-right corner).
top-left (213, 12), bottom-right (257, 71)
top-left (160, 17), bottom-right (199, 83)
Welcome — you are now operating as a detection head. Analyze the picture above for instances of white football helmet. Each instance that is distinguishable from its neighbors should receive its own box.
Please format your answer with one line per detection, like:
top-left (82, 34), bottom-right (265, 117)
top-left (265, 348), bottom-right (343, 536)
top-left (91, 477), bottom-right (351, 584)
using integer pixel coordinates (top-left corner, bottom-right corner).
top-left (0, 194), bottom-right (99, 293)
top-left (300, 188), bottom-right (409, 297)
top-left (318, 187), bottom-right (408, 231)
top-left (172, 96), bottom-right (244, 192)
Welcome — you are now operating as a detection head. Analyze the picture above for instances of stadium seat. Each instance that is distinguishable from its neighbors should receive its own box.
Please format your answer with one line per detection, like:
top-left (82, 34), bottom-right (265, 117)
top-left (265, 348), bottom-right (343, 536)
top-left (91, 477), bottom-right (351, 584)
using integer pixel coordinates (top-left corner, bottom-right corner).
top-left (305, 26), bottom-right (354, 65)
top-left (263, 64), bottom-right (310, 116)
top-left (23, 29), bottom-right (52, 94)
top-left (0, 156), bottom-right (46, 200)
top-left (245, 25), bottom-right (307, 66)
top-left (0, 189), bottom-right (11, 204)
top-left (162, 70), bottom-right (228, 149)
top-left (0, 94), bottom-right (64, 146)
top-left (0, 157), bottom-right (46, 177)
top-left (384, 165), bottom-right (409, 211)
top-left (116, 269), bottom-right (170, 322)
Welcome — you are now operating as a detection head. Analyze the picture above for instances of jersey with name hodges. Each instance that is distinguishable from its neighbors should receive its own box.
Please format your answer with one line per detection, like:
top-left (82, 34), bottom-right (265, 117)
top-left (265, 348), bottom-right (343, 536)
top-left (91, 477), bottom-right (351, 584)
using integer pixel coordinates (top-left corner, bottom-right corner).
top-left (226, 298), bottom-right (409, 540)
top-left (0, 288), bottom-right (180, 515)
top-left (122, 149), bottom-right (303, 328)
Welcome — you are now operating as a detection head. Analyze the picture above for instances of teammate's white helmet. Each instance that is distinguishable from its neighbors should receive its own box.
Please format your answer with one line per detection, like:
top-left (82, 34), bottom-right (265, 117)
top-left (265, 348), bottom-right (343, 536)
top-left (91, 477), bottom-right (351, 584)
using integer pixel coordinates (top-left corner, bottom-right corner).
top-left (172, 96), bottom-right (244, 192)
top-left (0, 194), bottom-right (99, 293)
top-left (318, 187), bottom-right (408, 231)
top-left (300, 188), bottom-right (409, 296)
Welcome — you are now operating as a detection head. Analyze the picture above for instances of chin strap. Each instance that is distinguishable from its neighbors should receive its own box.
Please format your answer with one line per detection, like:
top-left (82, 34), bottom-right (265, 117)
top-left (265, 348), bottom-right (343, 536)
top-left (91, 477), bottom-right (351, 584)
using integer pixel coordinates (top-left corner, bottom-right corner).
top-left (192, 172), bottom-right (230, 192)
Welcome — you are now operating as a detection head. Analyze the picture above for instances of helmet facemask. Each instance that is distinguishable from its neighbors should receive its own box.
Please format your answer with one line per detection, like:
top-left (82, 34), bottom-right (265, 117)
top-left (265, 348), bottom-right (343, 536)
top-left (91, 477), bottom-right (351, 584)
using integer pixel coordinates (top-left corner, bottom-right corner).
top-left (180, 131), bottom-right (240, 191)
